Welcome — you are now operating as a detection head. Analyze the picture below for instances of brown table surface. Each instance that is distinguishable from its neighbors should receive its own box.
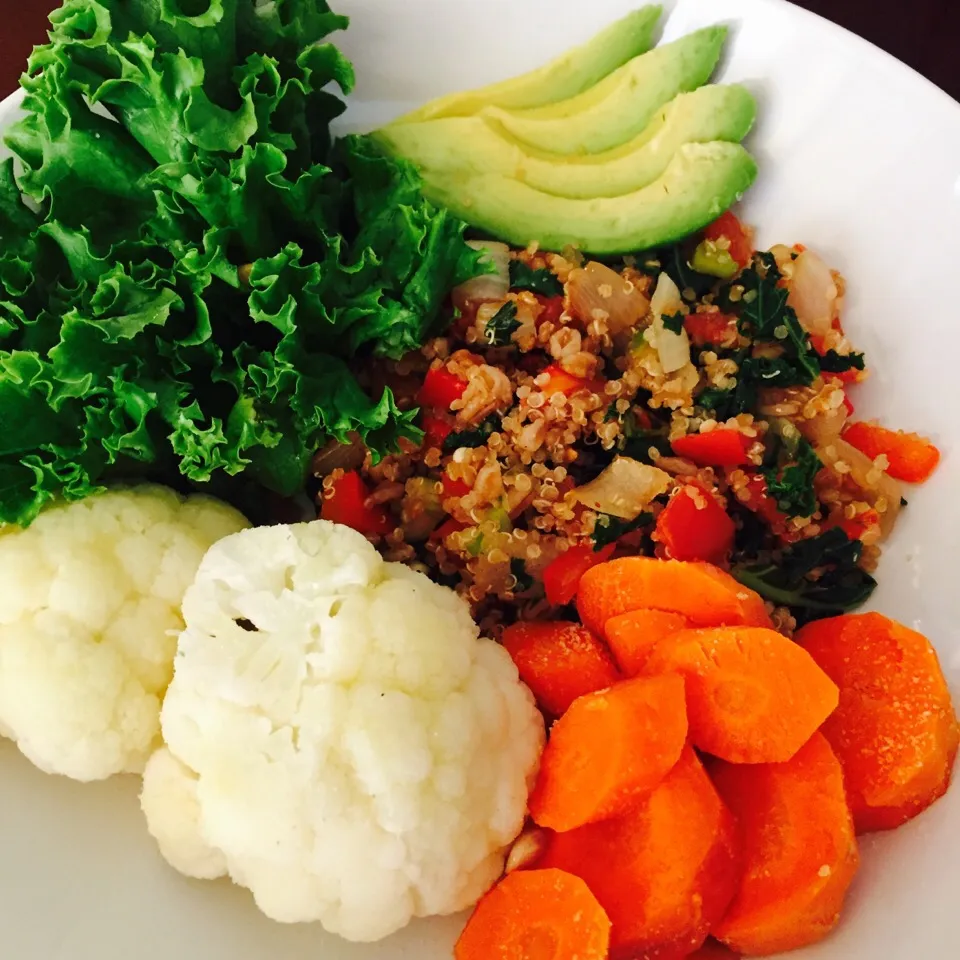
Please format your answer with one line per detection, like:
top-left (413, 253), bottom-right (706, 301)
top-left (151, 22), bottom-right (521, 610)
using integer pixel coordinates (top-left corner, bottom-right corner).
top-left (1, 1), bottom-right (958, 103)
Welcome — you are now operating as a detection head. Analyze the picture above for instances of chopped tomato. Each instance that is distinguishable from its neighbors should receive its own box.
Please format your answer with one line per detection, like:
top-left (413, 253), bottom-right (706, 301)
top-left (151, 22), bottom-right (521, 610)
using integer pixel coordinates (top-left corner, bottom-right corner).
top-left (841, 393), bottom-right (855, 417)
top-left (540, 363), bottom-right (602, 398)
top-left (841, 421), bottom-right (941, 483)
top-left (655, 484), bottom-right (735, 563)
top-left (830, 507), bottom-right (880, 542)
top-left (321, 471), bottom-right (393, 536)
top-left (441, 471), bottom-right (472, 499)
top-left (418, 366), bottom-right (468, 409)
top-left (543, 542), bottom-right (616, 607)
top-left (536, 294), bottom-right (565, 326)
top-left (672, 429), bottom-right (753, 467)
top-left (703, 211), bottom-right (752, 268)
top-left (422, 414), bottom-right (453, 448)
top-left (684, 311), bottom-right (736, 347)
top-left (430, 515), bottom-right (469, 542)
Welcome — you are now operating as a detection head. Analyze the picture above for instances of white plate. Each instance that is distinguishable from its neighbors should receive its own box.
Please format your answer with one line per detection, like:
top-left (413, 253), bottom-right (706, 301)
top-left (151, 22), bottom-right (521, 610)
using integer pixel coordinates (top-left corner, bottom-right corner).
top-left (2, 1), bottom-right (959, 958)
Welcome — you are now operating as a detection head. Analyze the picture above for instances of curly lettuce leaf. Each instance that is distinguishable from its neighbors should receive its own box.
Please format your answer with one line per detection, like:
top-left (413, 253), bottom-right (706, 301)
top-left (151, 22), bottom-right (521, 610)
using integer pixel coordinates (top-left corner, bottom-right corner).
top-left (0, 1), bottom-right (483, 524)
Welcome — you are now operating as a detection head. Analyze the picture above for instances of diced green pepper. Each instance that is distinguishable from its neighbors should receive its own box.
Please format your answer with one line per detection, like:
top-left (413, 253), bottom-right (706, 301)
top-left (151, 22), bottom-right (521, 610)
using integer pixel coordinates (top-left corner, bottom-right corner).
top-left (691, 239), bottom-right (738, 279)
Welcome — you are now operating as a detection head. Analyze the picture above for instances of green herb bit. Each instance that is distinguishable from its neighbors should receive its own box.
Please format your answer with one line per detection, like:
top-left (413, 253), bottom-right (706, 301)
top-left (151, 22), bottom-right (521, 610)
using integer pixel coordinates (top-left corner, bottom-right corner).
top-left (442, 416), bottom-right (500, 453)
top-left (592, 511), bottom-right (653, 551)
top-left (819, 350), bottom-right (866, 373)
top-left (509, 261), bottom-right (563, 297)
top-left (484, 301), bottom-right (520, 347)
top-left (762, 435), bottom-right (821, 518)
top-left (661, 310), bottom-right (686, 335)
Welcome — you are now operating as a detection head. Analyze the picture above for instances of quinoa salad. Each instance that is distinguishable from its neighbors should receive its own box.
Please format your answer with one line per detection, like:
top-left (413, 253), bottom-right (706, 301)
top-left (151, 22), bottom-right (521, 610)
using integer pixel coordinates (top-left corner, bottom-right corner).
top-left (317, 217), bottom-right (921, 635)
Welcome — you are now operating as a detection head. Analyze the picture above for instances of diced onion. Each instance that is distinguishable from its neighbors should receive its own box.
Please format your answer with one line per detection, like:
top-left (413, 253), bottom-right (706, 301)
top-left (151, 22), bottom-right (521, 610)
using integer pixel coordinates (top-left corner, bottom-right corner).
top-left (650, 273), bottom-right (691, 374)
top-left (452, 240), bottom-right (511, 309)
top-left (571, 456), bottom-right (671, 520)
top-left (567, 260), bottom-right (649, 334)
top-left (815, 439), bottom-right (903, 539)
top-left (787, 249), bottom-right (838, 337)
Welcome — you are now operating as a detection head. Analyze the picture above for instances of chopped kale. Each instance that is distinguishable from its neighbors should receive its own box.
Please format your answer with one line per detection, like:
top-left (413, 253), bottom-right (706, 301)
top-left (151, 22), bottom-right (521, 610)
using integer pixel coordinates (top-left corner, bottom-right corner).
top-left (483, 301), bottom-right (520, 346)
top-left (819, 350), bottom-right (866, 373)
top-left (661, 310), bottom-right (686, 335)
top-left (762, 430), bottom-right (822, 518)
top-left (592, 511), bottom-right (653, 551)
top-left (442, 415), bottom-right (500, 452)
top-left (721, 253), bottom-right (821, 386)
top-left (509, 261), bottom-right (564, 297)
top-left (732, 528), bottom-right (877, 626)
top-left (636, 243), bottom-right (716, 299)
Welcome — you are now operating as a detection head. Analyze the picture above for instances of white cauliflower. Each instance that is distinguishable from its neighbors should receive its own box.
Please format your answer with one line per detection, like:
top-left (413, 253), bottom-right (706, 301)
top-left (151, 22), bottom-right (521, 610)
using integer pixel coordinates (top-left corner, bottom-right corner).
top-left (0, 485), bottom-right (248, 780)
top-left (141, 520), bottom-right (544, 942)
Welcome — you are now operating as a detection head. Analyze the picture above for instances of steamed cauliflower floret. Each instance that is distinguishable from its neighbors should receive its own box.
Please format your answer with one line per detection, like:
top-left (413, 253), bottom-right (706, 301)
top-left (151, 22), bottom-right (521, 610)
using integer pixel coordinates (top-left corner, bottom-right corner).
top-left (141, 520), bottom-right (544, 942)
top-left (0, 486), bottom-right (248, 780)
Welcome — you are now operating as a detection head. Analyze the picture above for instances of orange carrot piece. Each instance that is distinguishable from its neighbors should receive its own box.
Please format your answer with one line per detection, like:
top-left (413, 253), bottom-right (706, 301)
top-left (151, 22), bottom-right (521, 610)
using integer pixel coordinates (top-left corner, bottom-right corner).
top-left (691, 564), bottom-right (773, 629)
top-left (644, 626), bottom-right (839, 763)
top-left (795, 612), bottom-right (959, 832)
top-left (455, 868), bottom-right (611, 960)
top-left (709, 733), bottom-right (860, 955)
top-left (501, 621), bottom-right (621, 717)
top-left (529, 675), bottom-right (688, 831)
top-left (604, 609), bottom-right (692, 676)
top-left (538, 747), bottom-right (741, 960)
top-left (841, 421), bottom-right (940, 483)
top-left (576, 557), bottom-right (760, 636)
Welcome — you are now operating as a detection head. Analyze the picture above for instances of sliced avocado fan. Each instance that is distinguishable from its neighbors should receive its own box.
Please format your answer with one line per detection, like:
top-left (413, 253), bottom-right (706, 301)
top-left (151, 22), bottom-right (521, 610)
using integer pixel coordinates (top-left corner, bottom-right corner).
top-left (375, 85), bottom-right (756, 200)
top-left (420, 142), bottom-right (759, 255)
top-left (482, 25), bottom-right (727, 155)
top-left (392, 5), bottom-right (663, 124)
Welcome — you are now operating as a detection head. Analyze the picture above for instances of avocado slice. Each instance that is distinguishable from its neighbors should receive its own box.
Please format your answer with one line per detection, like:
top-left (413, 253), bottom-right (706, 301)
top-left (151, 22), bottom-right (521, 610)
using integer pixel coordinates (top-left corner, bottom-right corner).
top-left (420, 142), bottom-right (758, 255)
top-left (483, 26), bottom-right (727, 155)
top-left (392, 6), bottom-right (663, 124)
top-left (376, 85), bottom-right (756, 200)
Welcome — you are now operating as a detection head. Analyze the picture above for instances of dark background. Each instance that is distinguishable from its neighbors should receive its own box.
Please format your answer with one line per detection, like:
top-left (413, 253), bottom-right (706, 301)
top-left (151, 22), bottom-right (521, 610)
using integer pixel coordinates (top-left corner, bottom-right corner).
top-left (1, 1), bottom-right (958, 100)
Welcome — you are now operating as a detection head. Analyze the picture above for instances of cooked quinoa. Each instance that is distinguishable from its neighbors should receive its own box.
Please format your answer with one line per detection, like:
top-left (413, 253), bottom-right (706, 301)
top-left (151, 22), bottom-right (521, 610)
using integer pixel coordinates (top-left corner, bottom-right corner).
top-left (315, 227), bottom-right (904, 632)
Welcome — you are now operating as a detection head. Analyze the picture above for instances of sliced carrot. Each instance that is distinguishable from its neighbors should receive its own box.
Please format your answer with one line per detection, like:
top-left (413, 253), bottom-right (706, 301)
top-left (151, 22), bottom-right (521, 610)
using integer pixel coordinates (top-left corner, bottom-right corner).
top-left (529, 675), bottom-right (688, 831)
top-left (795, 612), bottom-right (959, 832)
top-left (538, 747), bottom-right (741, 960)
top-left (501, 620), bottom-right (621, 717)
top-left (644, 626), bottom-right (839, 763)
top-left (840, 421), bottom-right (940, 483)
top-left (455, 868), bottom-right (610, 960)
top-left (655, 484), bottom-right (735, 564)
top-left (710, 732), bottom-right (860, 955)
top-left (604, 609), bottom-right (692, 676)
top-left (576, 557), bottom-right (759, 636)
top-left (691, 564), bottom-right (773, 629)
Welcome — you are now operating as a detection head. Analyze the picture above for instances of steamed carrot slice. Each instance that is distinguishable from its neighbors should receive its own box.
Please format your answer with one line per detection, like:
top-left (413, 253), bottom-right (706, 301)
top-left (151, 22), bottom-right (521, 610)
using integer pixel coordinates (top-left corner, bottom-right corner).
top-left (841, 421), bottom-right (940, 483)
top-left (529, 675), bottom-right (688, 831)
top-left (576, 557), bottom-right (760, 636)
top-left (644, 626), bottom-right (839, 763)
top-left (604, 609), bottom-right (692, 676)
top-left (501, 621), bottom-right (621, 717)
top-left (710, 733), bottom-right (860, 955)
top-left (691, 564), bottom-right (773, 628)
top-left (455, 868), bottom-right (611, 960)
top-left (795, 612), bottom-right (959, 832)
top-left (538, 747), bottom-right (741, 960)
